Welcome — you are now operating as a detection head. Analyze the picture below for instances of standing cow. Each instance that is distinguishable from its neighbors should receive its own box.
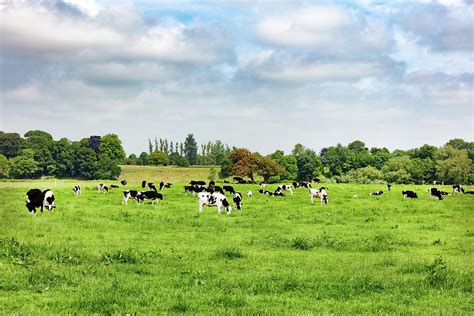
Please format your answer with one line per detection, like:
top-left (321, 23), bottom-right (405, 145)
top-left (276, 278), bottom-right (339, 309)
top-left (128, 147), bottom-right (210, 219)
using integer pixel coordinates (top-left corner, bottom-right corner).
top-left (198, 192), bottom-right (232, 215)
top-left (26, 189), bottom-right (55, 216)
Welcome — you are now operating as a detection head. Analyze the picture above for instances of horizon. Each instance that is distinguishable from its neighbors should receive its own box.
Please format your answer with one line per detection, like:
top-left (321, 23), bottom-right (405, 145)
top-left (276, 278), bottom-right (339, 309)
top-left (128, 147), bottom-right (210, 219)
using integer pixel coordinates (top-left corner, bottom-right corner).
top-left (1, 1), bottom-right (473, 156)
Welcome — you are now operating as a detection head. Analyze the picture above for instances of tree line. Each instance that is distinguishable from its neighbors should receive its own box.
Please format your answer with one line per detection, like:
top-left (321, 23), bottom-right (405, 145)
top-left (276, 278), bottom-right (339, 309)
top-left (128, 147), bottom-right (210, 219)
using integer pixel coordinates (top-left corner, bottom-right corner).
top-left (0, 130), bottom-right (472, 184)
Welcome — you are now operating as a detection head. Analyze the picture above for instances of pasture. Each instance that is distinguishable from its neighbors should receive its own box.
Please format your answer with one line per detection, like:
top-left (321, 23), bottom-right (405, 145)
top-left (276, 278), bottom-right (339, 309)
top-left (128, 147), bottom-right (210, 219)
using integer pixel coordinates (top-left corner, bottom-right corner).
top-left (0, 178), bottom-right (473, 314)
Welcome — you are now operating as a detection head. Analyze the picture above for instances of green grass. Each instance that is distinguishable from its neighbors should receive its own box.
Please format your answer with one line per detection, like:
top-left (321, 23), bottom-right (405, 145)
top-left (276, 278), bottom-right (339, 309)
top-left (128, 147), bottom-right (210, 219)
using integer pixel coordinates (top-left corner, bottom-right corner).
top-left (0, 178), bottom-right (473, 314)
top-left (119, 165), bottom-right (223, 183)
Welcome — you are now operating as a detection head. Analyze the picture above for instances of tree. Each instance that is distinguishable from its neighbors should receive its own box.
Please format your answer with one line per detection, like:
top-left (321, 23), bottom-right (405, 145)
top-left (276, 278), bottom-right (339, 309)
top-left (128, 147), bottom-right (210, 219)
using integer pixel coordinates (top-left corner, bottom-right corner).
top-left (324, 144), bottom-right (354, 176)
top-left (436, 146), bottom-right (472, 184)
top-left (52, 138), bottom-right (74, 177)
top-left (95, 156), bottom-right (121, 179)
top-left (9, 149), bottom-right (40, 179)
top-left (208, 167), bottom-right (217, 181)
top-left (369, 147), bottom-right (391, 170)
top-left (297, 149), bottom-right (323, 181)
top-left (256, 156), bottom-right (284, 182)
top-left (99, 134), bottom-right (126, 162)
top-left (73, 141), bottom-right (98, 179)
top-left (184, 134), bottom-right (198, 165)
top-left (382, 156), bottom-right (412, 184)
top-left (227, 148), bottom-right (259, 182)
top-left (412, 144), bottom-right (438, 160)
top-left (445, 139), bottom-right (470, 151)
top-left (149, 151), bottom-right (169, 166)
top-left (0, 132), bottom-right (24, 158)
top-left (210, 140), bottom-right (227, 165)
top-left (124, 154), bottom-right (138, 165)
top-left (341, 166), bottom-right (383, 183)
top-left (0, 154), bottom-right (11, 178)
top-left (408, 158), bottom-right (435, 184)
top-left (24, 130), bottom-right (54, 175)
top-left (291, 143), bottom-right (305, 157)
top-left (138, 152), bottom-right (149, 165)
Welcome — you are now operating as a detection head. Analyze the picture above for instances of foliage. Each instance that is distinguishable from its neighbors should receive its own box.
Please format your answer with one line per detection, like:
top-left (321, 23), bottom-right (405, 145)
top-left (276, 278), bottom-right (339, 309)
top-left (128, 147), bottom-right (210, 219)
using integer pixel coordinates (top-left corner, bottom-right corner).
top-left (436, 146), bottom-right (472, 184)
top-left (256, 156), bottom-right (284, 182)
top-left (0, 132), bottom-right (24, 158)
top-left (99, 134), bottom-right (126, 162)
top-left (297, 149), bottom-right (323, 181)
top-left (149, 151), bottom-right (169, 166)
top-left (184, 134), bottom-right (198, 165)
top-left (0, 154), bottom-right (11, 178)
top-left (340, 166), bottom-right (384, 184)
top-left (9, 149), bottom-right (40, 179)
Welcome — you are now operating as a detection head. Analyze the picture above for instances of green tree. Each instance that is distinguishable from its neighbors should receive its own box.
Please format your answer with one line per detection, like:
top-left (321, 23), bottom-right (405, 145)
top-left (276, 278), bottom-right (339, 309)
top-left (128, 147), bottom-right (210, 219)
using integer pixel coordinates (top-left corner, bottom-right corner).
top-left (99, 134), bottom-right (126, 162)
top-left (0, 132), bottom-right (24, 158)
top-left (323, 144), bottom-right (354, 176)
top-left (297, 149), bottom-right (323, 181)
top-left (0, 154), bottom-right (11, 178)
top-left (445, 138), bottom-right (470, 151)
top-left (256, 156), bottom-right (284, 182)
top-left (95, 156), bottom-right (121, 179)
top-left (138, 152), bottom-right (149, 165)
top-left (124, 154), bottom-right (138, 165)
top-left (436, 146), bottom-right (472, 184)
top-left (51, 138), bottom-right (75, 177)
top-left (149, 151), bottom-right (169, 166)
top-left (291, 143), bottom-right (305, 157)
top-left (369, 147), bottom-right (392, 170)
top-left (73, 140), bottom-right (98, 179)
top-left (24, 130), bottom-right (54, 175)
top-left (184, 134), bottom-right (198, 165)
top-left (9, 149), bottom-right (40, 179)
top-left (210, 140), bottom-right (227, 165)
top-left (382, 156), bottom-right (412, 184)
top-left (408, 158), bottom-right (436, 184)
top-left (341, 166), bottom-right (383, 184)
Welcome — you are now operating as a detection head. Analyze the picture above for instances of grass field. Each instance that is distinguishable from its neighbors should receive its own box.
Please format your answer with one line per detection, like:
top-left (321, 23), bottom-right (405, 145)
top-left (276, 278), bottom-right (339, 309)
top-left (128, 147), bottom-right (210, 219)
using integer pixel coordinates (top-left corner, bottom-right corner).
top-left (0, 174), bottom-right (473, 313)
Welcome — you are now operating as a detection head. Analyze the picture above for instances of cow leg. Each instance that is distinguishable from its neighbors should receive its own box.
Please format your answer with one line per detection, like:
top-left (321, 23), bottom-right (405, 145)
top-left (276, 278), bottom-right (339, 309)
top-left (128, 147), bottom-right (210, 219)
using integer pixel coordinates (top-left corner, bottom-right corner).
top-left (217, 205), bottom-right (222, 215)
top-left (198, 202), bottom-right (204, 214)
top-left (310, 194), bottom-right (314, 204)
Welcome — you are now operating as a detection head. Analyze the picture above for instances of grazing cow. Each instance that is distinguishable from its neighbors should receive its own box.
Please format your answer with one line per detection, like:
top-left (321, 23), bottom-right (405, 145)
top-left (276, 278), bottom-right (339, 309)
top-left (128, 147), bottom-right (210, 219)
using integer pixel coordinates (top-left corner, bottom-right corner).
top-left (402, 190), bottom-right (418, 199)
top-left (370, 191), bottom-right (384, 196)
top-left (247, 190), bottom-right (253, 197)
top-left (207, 185), bottom-right (225, 195)
top-left (140, 191), bottom-right (163, 204)
top-left (387, 183), bottom-right (392, 191)
top-left (312, 178), bottom-right (321, 183)
top-left (141, 180), bottom-right (147, 188)
top-left (147, 183), bottom-right (157, 192)
top-left (464, 191), bottom-right (474, 194)
top-left (198, 192), bottom-right (232, 215)
top-left (299, 181), bottom-right (312, 188)
top-left (26, 189), bottom-right (55, 216)
top-left (233, 176), bottom-right (244, 183)
top-left (164, 183), bottom-right (172, 188)
top-left (73, 185), bottom-right (81, 196)
top-left (159, 181), bottom-right (165, 190)
top-left (452, 184), bottom-right (464, 194)
top-left (277, 184), bottom-right (293, 196)
top-left (258, 189), bottom-right (269, 195)
top-left (110, 184), bottom-right (119, 189)
top-left (428, 188), bottom-right (443, 200)
top-left (97, 183), bottom-right (105, 193)
top-left (209, 181), bottom-right (215, 186)
top-left (223, 185), bottom-right (236, 194)
top-left (292, 181), bottom-right (299, 188)
top-left (309, 188), bottom-right (328, 205)
top-left (273, 190), bottom-right (284, 197)
top-left (190, 180), bottom-right (206, 186)
top-left (233, 192), bottom-right (243, 210)
top-left (123, 190), bottom-right (142, 205)
top-left (120, 180), bottom-right (127, 187)
top-left (433, 180), bottom-right (444, 185)
top-left (185, 185), bottom-right (207, 196)
top-left (259, 182), bottom-right (268, 187)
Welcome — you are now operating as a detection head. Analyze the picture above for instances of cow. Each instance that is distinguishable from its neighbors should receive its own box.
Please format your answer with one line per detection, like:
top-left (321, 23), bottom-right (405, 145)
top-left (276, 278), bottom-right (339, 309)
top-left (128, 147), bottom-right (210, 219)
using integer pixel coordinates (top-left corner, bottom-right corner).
top-left (209, 181), bottom-right (215, 186)
top-left (258, 189), bottom-right (269, 195)
top-left (141, 180), bottom-right (147, 188)
top-left (26, 189), bottom-right (55, 216)
top-left (428, 188), bottom-right (443, 200)
top-left (122, 190), bottom-right (142, 205)
top-left (72, 185), bottom-right (81, 196)
top-left (452, 184), bottom-right (464, 194)
top-left (140, 191), bottom-right (163, 204)
top-left (147, 183), bottom-right (157, 192)
top-left (309, 188), bottom-right (328, 205)
top-left (164, 183), bottom-right (173, 188)
top-left (198, 192), bottom-right (232, 215)
top-left (259, 183), bottom-right (268, 187)
top-left (433, 180), bottom-right (444, 185)
top-left (292, 181), bottom-right (299, 188)
top-left (233, 192), bottom-right (243, 210)
top-left (464, 191), bottom-right (474, 194)
top-left (312, 178), bottom-right (321, 183)
top-left (402, 190), bottom-right (418, 199)
top-left (370, 191), bottom-right (384, 196)
top-left (97, 183), bottom-right (105, 193)
top-left (233, 176), bottom-right (244, 183)
top-left (185, 185), bottom-right (207, 196)
top-left (299, 181), bottom-right (312, 188)
top-left (110, 184), bottom-right (119, 189)
top-left (277, 184), bottom-right (293, 196)
top-left (207, 185), bottom-right (224, 195)
top-left (159, 181), bottom-right (165, 190)
top-left (223, 185), bottom-right (236, 194)
top-left (387, 183), bottom-right (392, 191)
top-left (273, 190), bottom-right (284, 197)
top-left (247, 190), bottom-right (253, 197)
top-left (120, 180), bottom-right (127, 187)
top-left (190, 180), bottom-right (206, 186)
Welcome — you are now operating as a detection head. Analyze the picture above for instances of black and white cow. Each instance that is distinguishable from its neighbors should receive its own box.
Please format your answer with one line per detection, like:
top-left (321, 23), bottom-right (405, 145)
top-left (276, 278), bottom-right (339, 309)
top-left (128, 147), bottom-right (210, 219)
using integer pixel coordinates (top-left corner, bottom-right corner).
top-left (110, 184), bottom-right (119, 189)
top-left (140, 191), bottom-right (163, 204)
top-left (198, 192), bottom-right (231, 215)
top-left (98, 183), bottom-right (105, 193)
top-left (209, 180), bottom-right (215, 186)
top-left (433, 180), bottom-right (443, 185)
top-left (122, 190), bottom-right (142, 205)
top-left (452, 184), bottom-right (464, 194)
top-left (185, 185), bottom-right (207, 196)
top-left (428, 188), bottom-right (443, 200)
top-left (120, 180), bottom-right (127, 187)
top-left (247, 190), bottom-right (253, 197)
top-left (233, 176), bottom-right (244, 183)
top-left (190, 180), bottom-right (206, 187)
top-left (141, 180), bottom-right (147, 188)
top-left (309, 188), bottom-right (328, 205)
top-left (233, 192), bottom-right (243, 210)
top-left (387, 183), bottom-right (392, 191)
top-left (312, 178), bottom-right (321, 183)
top-left (258, 189), bottom-right (269, 195)
top-left (370, 191), bottom-right (384, 196)
top-left (464, 191), bottom-right (474, 194)
top-left (273, 190), bottom-right (284, 197)
top-left (159, 182), bottom-right (173, 190)
top-left (147, 182), bottom-right (157, 192)
top-left (26, 189), bottom-right (55, 216)
top-left (73, 185), bottom-right (81, 196)
top-left (259, 182), bottom-right (268, 187)
top-left (402, 190), bottom-right (418, 199)
top-left (223, 185), bottom-right (236, 194)
top-left (207, 185), bottom-right (225, 195)
top-left (277, 184), bottom-right (293, 196)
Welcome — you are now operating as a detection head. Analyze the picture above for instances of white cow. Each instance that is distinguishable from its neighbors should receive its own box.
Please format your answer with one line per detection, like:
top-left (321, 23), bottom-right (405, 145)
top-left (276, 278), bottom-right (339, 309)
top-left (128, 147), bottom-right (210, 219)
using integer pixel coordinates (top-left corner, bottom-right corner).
top-left (309, 188), bottom-right (328, 205)
top-left (247, 190), bottom-right (253, 197)
top-left (277, 184), bottom-right (293, 196)
top-left (198, 192), bottom-right (232, 215)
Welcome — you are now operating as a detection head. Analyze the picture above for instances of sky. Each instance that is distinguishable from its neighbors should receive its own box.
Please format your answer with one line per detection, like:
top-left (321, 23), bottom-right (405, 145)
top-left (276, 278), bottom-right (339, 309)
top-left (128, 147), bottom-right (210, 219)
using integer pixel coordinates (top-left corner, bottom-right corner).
top-left (0, 0), bottom-right (473, 155)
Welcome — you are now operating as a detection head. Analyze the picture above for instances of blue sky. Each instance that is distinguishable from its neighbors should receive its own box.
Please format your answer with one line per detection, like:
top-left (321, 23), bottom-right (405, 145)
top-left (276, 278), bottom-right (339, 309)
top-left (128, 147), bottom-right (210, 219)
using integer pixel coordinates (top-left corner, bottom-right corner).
top-left (0, 0), bottom-right (472, 155)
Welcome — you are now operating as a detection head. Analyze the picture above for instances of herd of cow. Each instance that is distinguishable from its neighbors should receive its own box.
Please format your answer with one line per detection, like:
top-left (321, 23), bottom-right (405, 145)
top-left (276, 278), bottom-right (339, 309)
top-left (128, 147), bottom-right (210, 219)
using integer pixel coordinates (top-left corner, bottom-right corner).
top-left (24, 177), bottom-right (471, 216)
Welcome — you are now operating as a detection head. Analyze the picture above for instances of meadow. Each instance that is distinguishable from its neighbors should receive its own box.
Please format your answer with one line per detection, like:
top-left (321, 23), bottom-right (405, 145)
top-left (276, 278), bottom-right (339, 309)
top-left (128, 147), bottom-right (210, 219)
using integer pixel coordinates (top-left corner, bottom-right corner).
top-left (0, 167), bottom-right (473, 314)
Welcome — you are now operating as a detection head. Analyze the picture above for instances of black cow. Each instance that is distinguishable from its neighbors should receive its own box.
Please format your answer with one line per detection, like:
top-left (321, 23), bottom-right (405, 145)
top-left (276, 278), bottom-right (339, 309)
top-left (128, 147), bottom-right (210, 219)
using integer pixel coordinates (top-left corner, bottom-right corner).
top-left (233, 176), bottom-right (244, 183)
top-left (273, 190), bottom-right (285, 197)
top-left (452, 184), bottom-right (464, 194)
top-left (299, 181), bottom-right (312, 188)
top-left (147, 183), bottom-right (157, 192)
top-left (110, 184), bottom-right (119, 189)
top-left (120, 180), bottom-right (127, 187)
top-left (26, 189), bottom-right (55, 216)
top-left (141, 180), bottom-right (147, 188)
top-left (402, 190), bottom-right (418, 199)
top-left (370, 191), bottom-right (384, 196)
top-left (312, 178), bottom-right (321, 183)
top-left (387, 183), bottom-right (392, 191)
top-left (428, 188), bottom-right (443, 200)
top-left (207, 185), bottom-right (224, 195)
top-left (464, 191), bottom-right (474, 194)
top-left (223, 185), bottom-right (236, 194)
top-left (209, 180), bottom-right (215, 186)
top-left (139, 191), bottom-right (163, 204)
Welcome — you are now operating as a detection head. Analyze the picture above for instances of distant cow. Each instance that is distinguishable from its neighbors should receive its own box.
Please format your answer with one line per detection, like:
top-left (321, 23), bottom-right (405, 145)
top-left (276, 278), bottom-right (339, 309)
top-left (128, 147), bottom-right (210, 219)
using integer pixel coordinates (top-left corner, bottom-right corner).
top-left (141, 180), bottom-right (147, 188)
top-left (120, 180), bottom-right (127, 187)
top-left (97, 183), bottom-right (105, 193)
top-left (140, 191), bottom-right (163, 204)
top-left (190, 180), bottom-right (206, 187)
top-left (147, 183), bottom-right (157, 192)
top-left (26, 189), bottom-right (55, 216)
top-left (159, 181), bottom-right (173, 190)
top-left (387, 183), bottom-right (392, 191)
top-left (258, 189), bottom-right (269, 195)
top-left (370, 191), bottom-right (384, 196)
top-left (185, 185), bottom-right (206, 196)
top-left (209, 181), bottom-right (215, 186)
top-left (259, 183), bottom-right (268, 187)
top-left (433, 180), bottom-right (443, 185)
top-left (233, 176), bottom-right (244, 183)
top-left (309, 188), bottom-right (328, 205)
top-left (123, 190), bottom-right (142, 205)
top-left (428, 188), bottom-right (443, 200)
top-left (273, 190), bottom-right (284, 197)
top-left (73, 185), bottom-right (81, 196)
top-left (198, 192), bottom-right (231, 215)
top-left (233, 192), bottom-right (243, 210)
top-left (452, 184), bottom-right (464, 194)
top-left (464, 191), bottom-right (474, 194)
top-left (110, 184), bottom-right (119, 189)
top-left (247, 190), bottom-right (253, 197)
top-left (223, 185), bottom-right (236, 194)
top-left (312, 178), bottom-right (321, 183)
top-left (299, 181), bottom-right (312, 188)
top-left (402, 190), bottom-right (418, 199)
top-left (277, 184), bottom-right (293, 196)
top-left (207, 185), bottom-right (224, 195)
